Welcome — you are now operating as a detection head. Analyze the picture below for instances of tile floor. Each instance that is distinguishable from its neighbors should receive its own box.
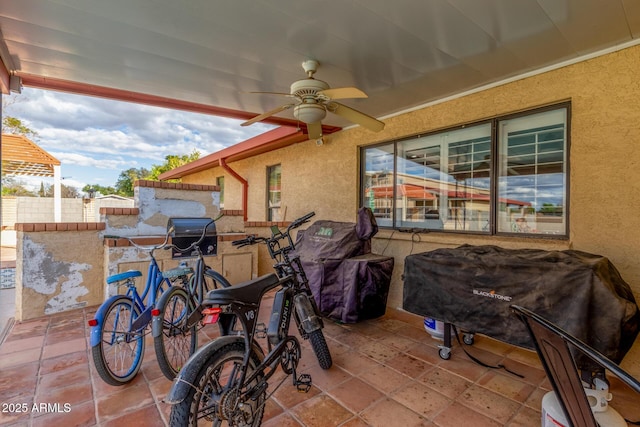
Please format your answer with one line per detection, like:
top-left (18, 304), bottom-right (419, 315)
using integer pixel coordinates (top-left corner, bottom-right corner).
top-left (0, 293), bottom-right (638, 427)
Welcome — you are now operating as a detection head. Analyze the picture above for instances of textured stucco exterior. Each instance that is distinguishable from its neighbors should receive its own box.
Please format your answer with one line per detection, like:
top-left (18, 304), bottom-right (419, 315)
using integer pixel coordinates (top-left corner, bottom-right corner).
top-left (16, 230), bottom-right (103, 320)
top-left (180, 45), bottom-right (640, 374)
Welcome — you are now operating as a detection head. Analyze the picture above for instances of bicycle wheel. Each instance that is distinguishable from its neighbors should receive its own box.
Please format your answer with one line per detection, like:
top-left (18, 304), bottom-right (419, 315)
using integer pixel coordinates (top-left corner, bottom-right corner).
top-left (309, 329), bottom-right (332, 370)
top-left (92, 296), bottom-right (144, 385)
top-left (169, 341), bottom-right (265, 427)
top-left (154, 286), bottom-right (198, 380)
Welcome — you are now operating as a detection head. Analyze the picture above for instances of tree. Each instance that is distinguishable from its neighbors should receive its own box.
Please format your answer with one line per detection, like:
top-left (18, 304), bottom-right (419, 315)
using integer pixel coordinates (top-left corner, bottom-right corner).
top-left (115, 167), bottom-right (151, 196)
top-left (82, 184), bottom-right (117, 198)
top-left (147, 150), bottom-right (200, 181)
top-left (1, 176), bottom-right (37, 196)
top-left (2, 116), bottom-right (38, 139)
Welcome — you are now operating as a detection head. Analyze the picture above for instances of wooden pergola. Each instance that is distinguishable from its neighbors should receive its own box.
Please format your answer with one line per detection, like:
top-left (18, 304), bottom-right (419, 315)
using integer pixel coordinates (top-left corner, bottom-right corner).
top-left (1, 133), bottom-right (62, 221)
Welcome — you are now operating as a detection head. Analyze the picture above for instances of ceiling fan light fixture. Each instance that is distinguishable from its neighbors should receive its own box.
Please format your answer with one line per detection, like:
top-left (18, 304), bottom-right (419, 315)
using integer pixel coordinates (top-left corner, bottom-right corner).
top-left (294, 103), bottom-right (326, 124)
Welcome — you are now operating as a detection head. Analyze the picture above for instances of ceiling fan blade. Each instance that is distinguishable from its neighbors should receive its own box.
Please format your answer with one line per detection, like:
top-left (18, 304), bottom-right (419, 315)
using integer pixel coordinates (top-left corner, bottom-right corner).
top-left (329, 102), bottom-right (385, 132)
top-left (248, 91), bottom-right (296, 98)
top-left (307, 122), bottom-right (323, 140)
top-left (241, 104), bottom-right (294, 126)
top-left (318, 87), bottom-right (367, 100)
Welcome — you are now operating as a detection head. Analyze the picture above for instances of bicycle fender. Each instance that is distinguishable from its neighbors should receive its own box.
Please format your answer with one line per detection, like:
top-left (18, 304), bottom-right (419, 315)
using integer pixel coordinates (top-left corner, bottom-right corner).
top-left (165, 336), bottom-right (265, 405)
top-left (89, 295), bottom-right (131, 347)
top-left (294, 293), bottom-right (322, 333)
top-left (151, 311), bottom-right (163, 338)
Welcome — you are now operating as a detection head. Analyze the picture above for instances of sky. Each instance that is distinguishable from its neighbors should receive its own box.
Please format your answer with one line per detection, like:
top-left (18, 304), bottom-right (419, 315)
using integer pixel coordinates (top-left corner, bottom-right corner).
top-left (3, 87), bottom-right (275, 193)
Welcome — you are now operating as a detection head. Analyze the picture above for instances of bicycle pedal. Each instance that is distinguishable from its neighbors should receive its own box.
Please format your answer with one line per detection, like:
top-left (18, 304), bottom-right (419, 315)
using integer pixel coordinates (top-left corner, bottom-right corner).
top-left (295, 374), bottom-right (312, 393)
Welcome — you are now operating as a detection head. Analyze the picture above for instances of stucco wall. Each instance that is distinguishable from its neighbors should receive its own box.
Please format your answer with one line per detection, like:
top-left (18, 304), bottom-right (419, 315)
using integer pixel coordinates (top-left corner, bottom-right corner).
top-left (16, 227), bottom-right (104, 320)
top-left (183, 45), bottom-right (640, 309)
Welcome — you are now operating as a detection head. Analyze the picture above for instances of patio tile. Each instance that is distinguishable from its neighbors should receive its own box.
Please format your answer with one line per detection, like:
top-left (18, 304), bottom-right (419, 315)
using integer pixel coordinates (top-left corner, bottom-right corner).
top-left (39, 350), bottom-right (88, 375)
top-left (41, 337), bottom-right (86, 359)
top-left (0, 304), bottom-right (563, 426)
top-left (360, 362), bottom-right (413, 394)
top-left (0, 335), bottom-right (44, 354)
top-left (327, 377), bottom-right (384, 413)
top-left (339, 416), bottom-right (373, 427)
top-left (332, 348), bottom-right (380, 376)
top-left (289, 394), bottom-right (352, 427)
top-left (0, 346), bottom-right (42, 370)
top-left (391, 380), bottom-right (452, 420)
top-left (377, 332), bottom-right (418, 351)
top-left (356, 340), bottom-right (401, 363)
top-left (38, 364), bottom-right (91, 391)
top-left (432, 401), bottom-right (502, 427)
top-left (359, 397), bottom-right (427, 427)
top-left (273, 383), bottom-right (322, 409)
top-left (418, 366), bottom-right (472, 400)
top-left (385, 353), bottom-right (431, 378)
top-left (476, 370), bottom-right (536, 403)
top-left (263, 411), bottom-right (304, 427)
top-left (261, 398), bottom-right (286, 424)
top-left (31, 400), bottom-right (95, 427)
top-left (96, 381), bottom-right (154, 423)
top-left (101, 403), bottom-right (165, 427)
top-left (456, 385), bottom-right (523, 424)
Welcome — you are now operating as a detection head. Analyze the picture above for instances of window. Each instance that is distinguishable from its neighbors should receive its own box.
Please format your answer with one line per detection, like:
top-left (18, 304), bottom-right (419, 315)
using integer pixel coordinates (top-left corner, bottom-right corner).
top-left (216, 176), bottom-right (224, 209)
top-left (360, 104), bottom-right (569, 236)
top-left (267, 164), bottom-right (282, 221)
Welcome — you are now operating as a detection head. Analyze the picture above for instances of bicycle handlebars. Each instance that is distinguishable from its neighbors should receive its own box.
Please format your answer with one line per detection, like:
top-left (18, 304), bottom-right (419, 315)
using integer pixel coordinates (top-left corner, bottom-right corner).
top-left (230, 212), bottom-right (315, 248)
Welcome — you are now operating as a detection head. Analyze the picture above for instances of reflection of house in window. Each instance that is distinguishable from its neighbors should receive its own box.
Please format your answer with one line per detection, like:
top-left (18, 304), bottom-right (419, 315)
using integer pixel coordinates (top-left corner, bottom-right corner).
top-left (267, 164), bottom-right (281, 221)
top-left (361, 104), bottom-right (567, 236)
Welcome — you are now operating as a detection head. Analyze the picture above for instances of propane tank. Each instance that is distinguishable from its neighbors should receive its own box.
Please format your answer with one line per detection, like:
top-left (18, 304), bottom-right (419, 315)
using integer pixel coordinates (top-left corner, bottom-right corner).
top-left (541, 386), bottom-right (627, 427)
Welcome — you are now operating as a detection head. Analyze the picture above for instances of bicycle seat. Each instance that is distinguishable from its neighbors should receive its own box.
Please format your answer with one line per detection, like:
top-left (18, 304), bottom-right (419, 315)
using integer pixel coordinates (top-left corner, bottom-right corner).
top-left (204, 273), bottom-right (279, 306)
top-left (106, 270), bottom-right (142, 284)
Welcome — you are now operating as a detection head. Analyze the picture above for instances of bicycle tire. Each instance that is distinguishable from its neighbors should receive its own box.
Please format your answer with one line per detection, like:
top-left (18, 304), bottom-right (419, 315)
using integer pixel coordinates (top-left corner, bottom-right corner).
top-left (154, 286), bottom-right (198, 380)
top-left (92, 296), bottom-right (144, 385)
top-left (169, 341), bottom-right (265, 427)
top-left (309, 329), bottom-right (332, 370)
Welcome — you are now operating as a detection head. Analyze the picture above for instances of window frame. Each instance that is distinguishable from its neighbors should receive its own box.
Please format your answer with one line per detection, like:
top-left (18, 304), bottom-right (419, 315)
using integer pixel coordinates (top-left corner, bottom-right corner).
top-left (359, 102), bottom-right (570, 238)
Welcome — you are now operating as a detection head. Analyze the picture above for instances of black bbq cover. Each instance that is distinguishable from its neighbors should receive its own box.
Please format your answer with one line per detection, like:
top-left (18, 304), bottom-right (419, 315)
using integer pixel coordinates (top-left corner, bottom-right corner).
top-left (403, 245), bottom-right (640, 364)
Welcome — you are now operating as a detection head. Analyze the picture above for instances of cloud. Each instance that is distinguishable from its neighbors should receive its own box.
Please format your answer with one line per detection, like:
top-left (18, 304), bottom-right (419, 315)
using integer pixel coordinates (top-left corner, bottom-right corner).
top-left (3, 87), bottom-right (276, 189)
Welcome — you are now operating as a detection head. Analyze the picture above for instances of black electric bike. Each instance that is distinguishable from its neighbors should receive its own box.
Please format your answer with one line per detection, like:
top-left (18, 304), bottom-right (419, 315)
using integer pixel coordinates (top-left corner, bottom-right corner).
top-left (167, 212), bottom-right (332, 426)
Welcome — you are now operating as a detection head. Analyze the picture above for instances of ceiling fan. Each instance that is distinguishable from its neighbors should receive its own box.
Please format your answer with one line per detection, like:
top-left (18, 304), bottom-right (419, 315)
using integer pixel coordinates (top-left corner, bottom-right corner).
top-left (241, 60), bottom-right (385, 139)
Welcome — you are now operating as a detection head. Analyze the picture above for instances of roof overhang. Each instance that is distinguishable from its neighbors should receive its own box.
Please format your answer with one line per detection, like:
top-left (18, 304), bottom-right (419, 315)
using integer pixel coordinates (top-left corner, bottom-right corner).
top-left (158, 125), bottom-right (339, 180)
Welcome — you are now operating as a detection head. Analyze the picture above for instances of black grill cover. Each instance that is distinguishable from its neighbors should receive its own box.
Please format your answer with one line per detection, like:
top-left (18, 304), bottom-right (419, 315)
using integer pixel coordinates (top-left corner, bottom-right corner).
top-left (294, 208), bottom-right (393, 323)
top-left (403, 245), bottom-right (640, 364)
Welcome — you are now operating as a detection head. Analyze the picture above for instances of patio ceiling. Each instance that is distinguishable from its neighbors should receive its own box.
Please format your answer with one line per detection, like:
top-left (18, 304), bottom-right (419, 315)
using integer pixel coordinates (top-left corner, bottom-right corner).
top-left (0, 1), bottom-right (639, 131)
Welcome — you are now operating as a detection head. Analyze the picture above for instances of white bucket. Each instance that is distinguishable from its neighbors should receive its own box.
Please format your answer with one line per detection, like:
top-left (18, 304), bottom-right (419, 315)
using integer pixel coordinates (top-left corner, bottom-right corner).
top-left (423, 317), bottom-right (444, 340)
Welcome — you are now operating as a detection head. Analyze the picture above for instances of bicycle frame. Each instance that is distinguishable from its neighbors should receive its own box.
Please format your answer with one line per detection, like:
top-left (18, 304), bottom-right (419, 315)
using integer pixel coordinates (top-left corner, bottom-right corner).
top-left (89, 246), bottom-right (172, 347)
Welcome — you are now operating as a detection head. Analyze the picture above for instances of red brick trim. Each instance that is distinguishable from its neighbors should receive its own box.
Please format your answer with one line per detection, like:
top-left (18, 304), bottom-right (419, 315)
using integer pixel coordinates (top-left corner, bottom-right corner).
top-left (16, 222), bottom-right (106, 232)
top-left (134, 179), bottom-right (220, 192)
top-left (104, 236), bottom-right (166, 247)
top-left (218, 234), bottom-right (251, 242)
top-left (220, 210), bottom-right (244, 217)
top-left (99, 207), bottom-right (140, 215)
top-left (245, 221), bottom-right (292, 228)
